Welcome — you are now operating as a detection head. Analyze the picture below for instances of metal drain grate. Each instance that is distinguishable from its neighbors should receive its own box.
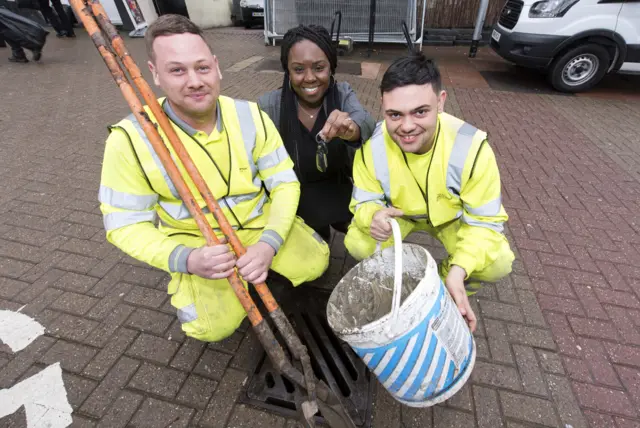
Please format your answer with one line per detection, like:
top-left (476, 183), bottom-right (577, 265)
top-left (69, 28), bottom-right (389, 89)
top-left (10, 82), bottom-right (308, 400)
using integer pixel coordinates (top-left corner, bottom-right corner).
top-left (240, 286), bottom-right (374, 427)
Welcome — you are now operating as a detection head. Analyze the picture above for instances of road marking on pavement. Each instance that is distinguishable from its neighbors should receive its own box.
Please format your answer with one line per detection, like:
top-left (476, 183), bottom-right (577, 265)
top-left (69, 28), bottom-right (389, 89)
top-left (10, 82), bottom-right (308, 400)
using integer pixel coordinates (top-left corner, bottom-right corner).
top-left (0, 310), bottom-right (73, 428)
top-left (0, 310), bottom-right (45, 353)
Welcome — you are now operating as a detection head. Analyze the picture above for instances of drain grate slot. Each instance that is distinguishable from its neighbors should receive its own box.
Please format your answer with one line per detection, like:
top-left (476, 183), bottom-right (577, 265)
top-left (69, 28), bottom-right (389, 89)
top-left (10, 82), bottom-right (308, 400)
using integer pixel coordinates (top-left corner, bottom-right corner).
top-left (241, 286), bottom-right (374, 427)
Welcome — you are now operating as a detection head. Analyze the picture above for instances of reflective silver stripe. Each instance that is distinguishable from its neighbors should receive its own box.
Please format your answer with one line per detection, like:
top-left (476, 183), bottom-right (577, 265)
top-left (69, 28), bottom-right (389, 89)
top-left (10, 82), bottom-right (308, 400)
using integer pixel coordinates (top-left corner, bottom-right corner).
top-left (246, 192), bottom-right (268, 221)
top-left (235, 100), bottom-right (258, 178)
top-left (98, 185), bottom-right (158, 210)
top-left (461, 214), bottom-right (504, 233)
top-left (159, 200), bottom-right (192, 221)
top-left (264, 169), bottom-right (297, 191)
top-left (257, 146), bottom-right (289, 171)
top-left (159, 192), bottom-right (262, 221)
top-left (168, 245), bottom-right (192, 273)
top-left (370, 124), bottom-right (391, 201)
top-left (464, 195), bottom-right (502, 217)
top-left (177, 303), bottom-right (198, 323)
top-left (446, 122), bottom-right (478, 197)
top-left (260, 230), bottom-right (284, 252)
top-left (127, 113), bottom-right (180, 199)
top-left (312, 232), bottom-right (325, 244)
top-left (352, 186), bottom-right (385, 203)
top-left (103, 210), bottom-right (157, 230)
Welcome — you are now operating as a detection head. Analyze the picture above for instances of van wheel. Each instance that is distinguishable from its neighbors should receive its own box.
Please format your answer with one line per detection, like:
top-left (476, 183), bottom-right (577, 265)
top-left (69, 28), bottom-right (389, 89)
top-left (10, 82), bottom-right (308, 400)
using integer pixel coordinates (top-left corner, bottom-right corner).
top-left (548, 44), bottom-right (610, 93)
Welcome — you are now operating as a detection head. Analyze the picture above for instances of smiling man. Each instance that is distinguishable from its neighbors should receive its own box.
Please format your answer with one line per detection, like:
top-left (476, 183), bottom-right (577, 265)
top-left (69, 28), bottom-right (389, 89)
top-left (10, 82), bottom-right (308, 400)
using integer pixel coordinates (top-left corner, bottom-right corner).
top-left (98, 14), bottom-right (329, 343)
top-left (344, 53), bottom-right (515, 332)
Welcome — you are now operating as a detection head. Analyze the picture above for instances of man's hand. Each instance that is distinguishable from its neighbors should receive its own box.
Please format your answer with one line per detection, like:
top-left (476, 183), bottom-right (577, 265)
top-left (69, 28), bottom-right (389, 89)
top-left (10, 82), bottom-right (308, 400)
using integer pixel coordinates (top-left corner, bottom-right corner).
top-left (236, 242), bottom-right (276, 284)
top-left (445, 265), bottom-right (477, 333)
top-left (186, 240), bottom-right (236, 279)
top-left (370, 207), bottom-right (404, 241)
top-left (318, 110), bottom-right (360, 142)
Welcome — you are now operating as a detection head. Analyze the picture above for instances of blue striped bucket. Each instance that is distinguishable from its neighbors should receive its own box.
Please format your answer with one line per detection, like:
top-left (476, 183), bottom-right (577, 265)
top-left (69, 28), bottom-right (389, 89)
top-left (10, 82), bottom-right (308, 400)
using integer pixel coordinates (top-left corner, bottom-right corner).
top-left (327, 219), bottom-right (476, 407)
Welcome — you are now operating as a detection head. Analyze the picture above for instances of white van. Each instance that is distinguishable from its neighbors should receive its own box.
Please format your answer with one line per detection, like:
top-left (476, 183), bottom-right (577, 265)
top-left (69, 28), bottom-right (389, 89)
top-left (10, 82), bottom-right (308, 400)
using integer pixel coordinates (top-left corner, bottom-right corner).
top-left (490, 0), bottom-right (640, 92)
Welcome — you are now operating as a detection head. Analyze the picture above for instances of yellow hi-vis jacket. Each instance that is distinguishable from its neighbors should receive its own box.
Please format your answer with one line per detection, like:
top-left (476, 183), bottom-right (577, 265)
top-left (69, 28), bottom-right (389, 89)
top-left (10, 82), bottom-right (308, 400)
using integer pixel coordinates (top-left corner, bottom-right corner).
top-left (99, 95), bottom-right (300, 276)
top-left (349, 112), bottom-right (509, 277)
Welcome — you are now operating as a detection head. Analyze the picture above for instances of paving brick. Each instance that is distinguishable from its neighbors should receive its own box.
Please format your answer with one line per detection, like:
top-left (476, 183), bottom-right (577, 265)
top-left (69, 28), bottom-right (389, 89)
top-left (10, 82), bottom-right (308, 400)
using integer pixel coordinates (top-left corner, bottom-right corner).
top-left (56, 252), bottom-right (101, 275)
top-left (615, 417), bottom-right (640, 428)
top-left (125, 266), bottom-right (167, 288)
top-left (84, 328), bottom-right (138, 379)
top-left (96, 390), bottom-right (144, 428)
top-left (0, 255), bottom-right (35, 279)
top-left (499, 391), bottom-right (559, 427)
top-left (400, 406), bottom-right (433, 428)
top-left (432, 405), bottom-right (475, 428)
top-left (485, 319), bottom-right (514, 364)
top-left (39, 340), bottom-right (98, 374)
top-left (513, 345), bottom-right (547, 396)
top-left (170, 338), bottom-right (206, 372)
top-left (49, 291), bottom-right (99, 315)
top-left (128, 361), bottom-right (187, 398)
top-left (123, 285), bottom-right (167, 309)
top-left (579, 337), bottom-right (622, 387)
top-left (473, 386), bottom-right (504, 428)
top-left (0, 277), bottom-right (29, 299)
top-left (130, 397), bottom-right (194, 428)
top-left (506, 323), bottom-right (557, 350)
top-left (52, 271), bottom-right (100, 294)
top-left (229, 331), bottom-right (262, 372)
top-left (479, 300), bottom-right (524, 323)
top-left (207, 329), bottom-right (244, 354)
top-left (48, 313), bottom-right (99, 342)
top-left (545, 312), bottom-right (582, 358)
top-left (199, 368), bottom-right (248, 428)
top-left (605, 305), bottom-right (640, 346)
top-left (607, 343), bottom-right (640, 368)
top-left (537, 293), bottom-right (585, 316)
top-left (84, 304), bottom-right (136, 348)
top-left (227, 404), bottom-right (286, 428)
top-left (125, 307), bottom-right (174, 335)
top-left (81, 356), bottom-right (141, 418)
top-left (176, 374), bottom-right (217, 410)
top-left (86, 281), bottom-right (133, 321)
top-left (584, 410), bottom-right (616, 428)
top-left (546, 374), bottom-right (588, 428)
top-left (573, 381), bottom-right (638, 418)
top-left (70, 415), bottom-right (98, 427)
top-left (471, 361), bottom-right (522, 391)
top-left (515, 289), bottom-right (547, 327)
top-left (126, 332), bottom-right (180, 365)
top-left (616, 365), bottom-right (640, 407)
top-left (193, 349), bottom-right (233, 381)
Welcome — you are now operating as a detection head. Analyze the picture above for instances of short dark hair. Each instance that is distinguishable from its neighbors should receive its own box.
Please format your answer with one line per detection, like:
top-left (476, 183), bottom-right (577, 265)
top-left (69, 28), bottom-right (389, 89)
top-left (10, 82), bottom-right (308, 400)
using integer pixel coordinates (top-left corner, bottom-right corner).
top-left (145, 14), bottom-right (210, 61)
top-left (380, 52), bottom-right (442, 94)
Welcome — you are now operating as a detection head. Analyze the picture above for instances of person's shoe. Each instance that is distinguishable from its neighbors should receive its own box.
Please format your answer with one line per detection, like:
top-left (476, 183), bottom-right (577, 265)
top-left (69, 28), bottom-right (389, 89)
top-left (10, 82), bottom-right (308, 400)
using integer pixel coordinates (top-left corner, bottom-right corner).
top-left (32, 50), bottom-right (42, 61)
top-left (9, 55), bottom-right (29, 63)
top-left (56, 31), bottom-right (67, 38)
top-left (66, 32), bottom-right (76, 38)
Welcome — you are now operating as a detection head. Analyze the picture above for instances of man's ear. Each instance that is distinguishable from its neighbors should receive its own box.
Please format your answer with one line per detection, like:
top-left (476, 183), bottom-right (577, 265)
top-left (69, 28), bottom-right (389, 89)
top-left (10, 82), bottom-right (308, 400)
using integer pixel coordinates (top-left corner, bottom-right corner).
top-left (148, 60), bottom-right (160, 86)
top-left (214, 55), bottom-right (222, 80)
top-left (437, 90), bottom-right (447, 114)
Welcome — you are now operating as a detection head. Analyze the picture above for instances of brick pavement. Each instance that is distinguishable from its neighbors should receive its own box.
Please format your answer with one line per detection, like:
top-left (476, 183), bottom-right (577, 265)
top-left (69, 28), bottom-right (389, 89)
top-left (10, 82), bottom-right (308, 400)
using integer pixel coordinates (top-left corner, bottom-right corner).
top-left (1, 27), bottom-right (640, 428)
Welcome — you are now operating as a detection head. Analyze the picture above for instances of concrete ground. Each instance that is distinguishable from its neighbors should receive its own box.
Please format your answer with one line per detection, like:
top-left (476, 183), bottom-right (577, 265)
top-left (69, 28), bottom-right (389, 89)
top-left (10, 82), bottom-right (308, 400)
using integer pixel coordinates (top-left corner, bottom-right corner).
top-left (1, 26), bottom-right (640, 428)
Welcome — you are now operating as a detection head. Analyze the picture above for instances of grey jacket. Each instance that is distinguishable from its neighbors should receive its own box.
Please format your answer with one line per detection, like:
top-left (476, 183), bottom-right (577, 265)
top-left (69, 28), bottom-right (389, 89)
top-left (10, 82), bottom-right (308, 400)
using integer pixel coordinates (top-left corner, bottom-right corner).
top-left (257, 81), bottom-right (376, 145)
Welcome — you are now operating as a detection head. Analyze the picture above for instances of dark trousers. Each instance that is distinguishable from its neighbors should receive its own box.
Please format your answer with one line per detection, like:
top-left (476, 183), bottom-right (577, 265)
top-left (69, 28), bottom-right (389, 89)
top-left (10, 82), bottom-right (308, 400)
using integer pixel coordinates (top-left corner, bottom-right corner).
top-left (314, 221), bottom-right (350, 243)
top-left (4, 36), bottom-right (27, 58)
top-left (37, 0), bottom-right (73, 35)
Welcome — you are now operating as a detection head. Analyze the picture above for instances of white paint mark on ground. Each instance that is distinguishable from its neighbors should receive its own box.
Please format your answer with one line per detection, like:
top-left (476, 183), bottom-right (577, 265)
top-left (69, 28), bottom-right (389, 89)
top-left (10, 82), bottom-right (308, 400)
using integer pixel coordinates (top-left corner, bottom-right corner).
top-left (0, 363), bottom-right (73, 428)
top-left (0, 310), bottom-right (46, 353)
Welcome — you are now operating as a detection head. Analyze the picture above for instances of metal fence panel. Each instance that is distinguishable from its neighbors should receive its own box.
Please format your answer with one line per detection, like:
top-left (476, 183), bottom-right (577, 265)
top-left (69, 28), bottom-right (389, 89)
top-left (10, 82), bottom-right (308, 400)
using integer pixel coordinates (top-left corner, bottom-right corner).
top-left (265, 0), bottom-right (426, 45)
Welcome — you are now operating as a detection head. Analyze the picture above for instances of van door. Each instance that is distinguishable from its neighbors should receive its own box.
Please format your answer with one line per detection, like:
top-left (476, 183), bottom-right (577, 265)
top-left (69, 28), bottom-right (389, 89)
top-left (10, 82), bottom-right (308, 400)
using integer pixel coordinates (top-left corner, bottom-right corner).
top-left (616, 0), bottom-right (640, 72)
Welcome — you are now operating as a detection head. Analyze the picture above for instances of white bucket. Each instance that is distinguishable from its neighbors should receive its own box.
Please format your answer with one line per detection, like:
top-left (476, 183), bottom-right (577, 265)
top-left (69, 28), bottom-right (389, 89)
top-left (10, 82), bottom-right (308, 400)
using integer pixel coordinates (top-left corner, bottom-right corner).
top-left (327, 219), bottom-right (476, 407)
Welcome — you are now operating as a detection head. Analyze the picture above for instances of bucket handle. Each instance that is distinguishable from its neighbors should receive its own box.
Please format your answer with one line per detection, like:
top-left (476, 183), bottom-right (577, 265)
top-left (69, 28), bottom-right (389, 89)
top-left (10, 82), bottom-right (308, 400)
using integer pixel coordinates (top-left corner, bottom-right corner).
top-left (388, 218), bottom-right (404, 334)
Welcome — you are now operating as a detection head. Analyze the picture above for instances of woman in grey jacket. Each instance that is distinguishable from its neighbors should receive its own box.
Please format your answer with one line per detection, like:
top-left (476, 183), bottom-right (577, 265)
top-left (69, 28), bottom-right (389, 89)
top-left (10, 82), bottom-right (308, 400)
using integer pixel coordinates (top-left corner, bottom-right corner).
top-left (258, 24), bottom-right (376, 242)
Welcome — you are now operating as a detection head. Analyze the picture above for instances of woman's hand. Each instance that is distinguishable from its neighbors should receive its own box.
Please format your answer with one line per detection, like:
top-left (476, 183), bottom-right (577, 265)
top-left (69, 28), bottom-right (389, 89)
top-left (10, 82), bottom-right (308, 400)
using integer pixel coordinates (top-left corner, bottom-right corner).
top-left (319, 110), bottom-right (361, 142)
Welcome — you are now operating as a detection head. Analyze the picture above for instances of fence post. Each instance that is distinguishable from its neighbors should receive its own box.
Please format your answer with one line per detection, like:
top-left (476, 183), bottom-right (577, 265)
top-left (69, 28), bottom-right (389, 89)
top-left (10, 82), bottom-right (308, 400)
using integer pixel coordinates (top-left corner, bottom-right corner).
top-left (469, 0), bottom-right (489, 58)
top-left (367, 0), bottom-right (376, 58)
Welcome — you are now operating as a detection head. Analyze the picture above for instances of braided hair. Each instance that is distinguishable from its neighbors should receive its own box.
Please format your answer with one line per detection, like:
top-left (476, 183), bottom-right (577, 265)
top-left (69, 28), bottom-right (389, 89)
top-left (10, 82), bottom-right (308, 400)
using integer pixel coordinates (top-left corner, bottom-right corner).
top-left (278, 24), bottom-right (341, 182)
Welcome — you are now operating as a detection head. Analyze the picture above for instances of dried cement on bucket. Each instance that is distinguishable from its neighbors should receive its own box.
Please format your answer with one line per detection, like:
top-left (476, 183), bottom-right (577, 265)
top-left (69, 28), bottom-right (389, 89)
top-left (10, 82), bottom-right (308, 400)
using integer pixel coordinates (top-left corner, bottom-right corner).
top-left (327, 245), bottom-right (428, 332)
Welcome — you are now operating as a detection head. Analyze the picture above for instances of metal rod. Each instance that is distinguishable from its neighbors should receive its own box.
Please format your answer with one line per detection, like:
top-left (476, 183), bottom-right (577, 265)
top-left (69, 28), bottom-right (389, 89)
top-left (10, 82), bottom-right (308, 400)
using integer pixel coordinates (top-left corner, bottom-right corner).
top-left (469, 0), bottom-right (489, 58)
